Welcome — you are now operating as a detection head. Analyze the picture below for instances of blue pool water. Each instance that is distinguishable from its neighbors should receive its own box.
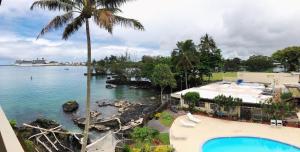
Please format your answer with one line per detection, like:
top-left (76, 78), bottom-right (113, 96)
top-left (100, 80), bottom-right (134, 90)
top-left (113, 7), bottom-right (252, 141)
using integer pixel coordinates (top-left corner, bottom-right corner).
top-left (202, 137), bottom-right (300, 152)
top-left (0, 66), bottom-right (157, 131)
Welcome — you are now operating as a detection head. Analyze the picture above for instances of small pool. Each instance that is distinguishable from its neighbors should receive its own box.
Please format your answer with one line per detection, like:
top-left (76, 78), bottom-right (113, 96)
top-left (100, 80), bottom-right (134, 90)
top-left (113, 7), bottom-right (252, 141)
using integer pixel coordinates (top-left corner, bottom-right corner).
top-left (202, 137), bottom-right (300, 152)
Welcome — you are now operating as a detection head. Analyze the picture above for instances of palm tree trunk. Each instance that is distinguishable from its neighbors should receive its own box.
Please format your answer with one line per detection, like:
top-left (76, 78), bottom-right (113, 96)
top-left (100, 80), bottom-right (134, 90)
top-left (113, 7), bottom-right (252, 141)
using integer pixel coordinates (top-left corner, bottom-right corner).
top-left (81, 18), bottom-right (92, 152)
top-left (184, 70), bottom-right (188, 89)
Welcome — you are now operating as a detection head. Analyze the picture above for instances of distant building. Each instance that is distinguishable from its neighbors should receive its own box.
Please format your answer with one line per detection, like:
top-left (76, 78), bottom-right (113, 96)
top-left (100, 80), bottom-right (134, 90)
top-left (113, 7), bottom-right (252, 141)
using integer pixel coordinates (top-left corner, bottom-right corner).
top-left (32, 58), bottom-right (46, 64)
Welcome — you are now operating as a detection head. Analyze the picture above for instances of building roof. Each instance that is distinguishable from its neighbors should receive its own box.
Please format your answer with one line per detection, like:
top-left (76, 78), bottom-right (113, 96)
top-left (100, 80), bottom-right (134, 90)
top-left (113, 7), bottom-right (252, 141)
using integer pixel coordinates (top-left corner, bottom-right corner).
top-left (172, 82), bottom-right (273, 104)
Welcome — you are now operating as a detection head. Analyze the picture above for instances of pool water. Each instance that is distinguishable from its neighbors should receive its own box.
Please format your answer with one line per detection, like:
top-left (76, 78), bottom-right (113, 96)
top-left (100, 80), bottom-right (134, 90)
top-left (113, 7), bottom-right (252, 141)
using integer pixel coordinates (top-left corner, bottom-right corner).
top-left (202, 137), bottom-right (300, 152)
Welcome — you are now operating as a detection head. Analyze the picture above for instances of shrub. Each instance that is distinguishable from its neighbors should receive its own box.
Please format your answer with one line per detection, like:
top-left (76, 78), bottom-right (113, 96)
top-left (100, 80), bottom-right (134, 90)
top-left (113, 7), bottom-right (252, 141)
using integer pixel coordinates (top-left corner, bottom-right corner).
top-left (123, 144), bottom-right (131, 152)
top-left (154, 113), bottom-right (161, 119)
top-left (183, 92), bottom-right (200, 111)
top-left (213, 95), bottom-right (242, 114)
top-left (280, 92), bottom-right (293, 100)
top-left (154, 145), bottom-right (174, 152)
top-left (9, 119), bottom-right (17, 128)
top-left (24, 140), bottom-right (35, 152)
top-left (159, 112), bottom-right (174, 127)
top-left (131, 127), bottom-right (159, 143)
top-left (131, 148), bottom-right (141, 152)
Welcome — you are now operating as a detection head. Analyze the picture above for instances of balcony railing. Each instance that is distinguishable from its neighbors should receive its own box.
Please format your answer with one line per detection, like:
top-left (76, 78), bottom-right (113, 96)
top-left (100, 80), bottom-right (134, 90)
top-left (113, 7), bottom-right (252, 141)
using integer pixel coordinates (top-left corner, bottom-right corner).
top-left (0, 106), bottom-right (24, 152)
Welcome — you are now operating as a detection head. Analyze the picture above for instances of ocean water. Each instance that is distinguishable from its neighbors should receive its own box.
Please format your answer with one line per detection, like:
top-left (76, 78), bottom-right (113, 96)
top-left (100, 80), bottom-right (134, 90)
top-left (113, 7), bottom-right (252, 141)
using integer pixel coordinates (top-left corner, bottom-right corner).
top-left (0, 66), bottom-right (157, 131)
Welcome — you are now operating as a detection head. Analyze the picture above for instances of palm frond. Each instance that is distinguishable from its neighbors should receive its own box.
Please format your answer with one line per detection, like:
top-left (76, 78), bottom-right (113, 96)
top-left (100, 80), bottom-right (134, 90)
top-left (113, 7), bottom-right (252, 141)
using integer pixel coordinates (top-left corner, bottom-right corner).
top-left (95, 0), bottom-right (133, 8)
top-left (113, 15), bottom-right (144, 31)
top-left (62, 14), bottom-right (85, 39)
top-left (38, 12), bottom-right (73, 38)
top-left (93, 9), bottom-right (114, 33)
top-left (30, 0), bottom-right (76, 11)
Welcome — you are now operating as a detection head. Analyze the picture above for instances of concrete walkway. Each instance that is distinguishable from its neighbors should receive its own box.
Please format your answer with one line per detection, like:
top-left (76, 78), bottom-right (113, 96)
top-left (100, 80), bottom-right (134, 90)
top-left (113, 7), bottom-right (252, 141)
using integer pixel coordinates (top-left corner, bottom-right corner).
top-left (170, 115), bottom-right (300, 152)
top-left (147, 119), bottom-right (169, 133)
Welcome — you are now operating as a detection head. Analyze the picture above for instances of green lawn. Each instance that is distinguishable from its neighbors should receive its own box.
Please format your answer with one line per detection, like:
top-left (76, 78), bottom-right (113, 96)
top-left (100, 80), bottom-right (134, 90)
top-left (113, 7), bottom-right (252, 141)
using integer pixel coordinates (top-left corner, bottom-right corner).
top-left (157, 133), bottom-right (170, 145)
top-left (204, 72), bottom-right (237, 81)
top-left (159, 111), bottom-right (174, 127)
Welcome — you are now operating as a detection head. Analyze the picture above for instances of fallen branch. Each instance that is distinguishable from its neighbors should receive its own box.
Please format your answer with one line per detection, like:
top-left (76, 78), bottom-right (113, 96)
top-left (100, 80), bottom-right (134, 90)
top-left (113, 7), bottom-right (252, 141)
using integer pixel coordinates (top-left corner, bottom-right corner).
top-left (38, 126), bottom-right (59, 151)
top-left (36, 136), bottom-right (52, 152)
top-left (23, 123), bottom-right (81, 135)
top-left (28, 125), bottom-right (62, 139)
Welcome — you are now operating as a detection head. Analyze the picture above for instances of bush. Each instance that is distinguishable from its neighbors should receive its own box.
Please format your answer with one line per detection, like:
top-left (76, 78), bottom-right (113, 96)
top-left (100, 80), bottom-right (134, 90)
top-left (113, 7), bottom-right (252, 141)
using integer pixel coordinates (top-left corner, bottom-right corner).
top-left (213, 95), bottom-right (242, 113)
top-left (9, 119), bottom-right (17, 128)
top-left (183, 92), bottom-right (200, 111)
top-left (132, 148), bottom-right (141, 152)
top-left (131, 127), bottom-right (159, 143)
top-left (159, 112), bottom-right (174, 127)
top-left (154, 145), bottom-right (174, 152)
top-left (123, 144), bottom-right (131, 152)
top-left (24, 140), bottom-right (35, 152)
top-left (154, 113), bottom-right (161, 119)
top-left (280, 92), bottom-right (293, 100)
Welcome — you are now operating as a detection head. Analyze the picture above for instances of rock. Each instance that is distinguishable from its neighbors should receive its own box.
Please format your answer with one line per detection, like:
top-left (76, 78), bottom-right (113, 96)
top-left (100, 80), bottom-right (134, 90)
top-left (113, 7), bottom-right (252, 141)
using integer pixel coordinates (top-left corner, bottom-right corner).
top-left (62, 100), bottom-right (79, 112)
top-left (92, 124), bottom-right (110, 131)
top-left (150, 96), bottom-right (156, 100)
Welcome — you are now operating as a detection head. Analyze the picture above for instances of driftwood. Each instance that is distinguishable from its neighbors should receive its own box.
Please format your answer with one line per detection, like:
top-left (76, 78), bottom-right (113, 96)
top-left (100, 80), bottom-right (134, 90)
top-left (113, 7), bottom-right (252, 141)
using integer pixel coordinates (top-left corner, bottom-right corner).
top-left (28, 125), bottom-right (62, 139)
top-left (23, 123), bottom-right (78, 152)
top-left (36, 136), bottom-right (52, 152)
top-left (23, 123), bottom-right (81, 135)
top-left (38, 126), bottom-right (59, 151)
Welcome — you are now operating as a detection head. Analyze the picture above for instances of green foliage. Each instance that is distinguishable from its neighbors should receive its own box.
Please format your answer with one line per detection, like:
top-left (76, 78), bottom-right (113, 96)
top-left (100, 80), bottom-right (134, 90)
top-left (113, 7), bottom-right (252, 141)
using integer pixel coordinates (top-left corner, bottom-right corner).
top-left (9, 119), bottom-right (17, 128)
top-left (245, 55), bottom-right (274, 72)
top-left (261, 98), bottom-right (296, 120)
top-left (131, 127), bottom-right (159, 144)
top-left (183, 92), bottom-right (200, 111)
top-left (213, 95), bottom-right (242, 114)
top-left (123, 144), bottom-right (131, 152)
top-left (152, 64), bottom-right (177, 89)
top-left (272, 46), bottom-right (300, 72)
top-left (204, 72), bottom-right (237, 81)
top-left (223, 58), bottom-right (242, 72)
top-left (154, 113), bottom-right (161, 119)
top-left (154, 145), bottom-right (174, 152)
top-left (158, 133), bottom-right (170, 145)
top-left (159, 112), bottom-right (174, 127)
top-left (280, 92), bottom-right (293, 100)
top-left (24, 140), bottom-right (35, 152)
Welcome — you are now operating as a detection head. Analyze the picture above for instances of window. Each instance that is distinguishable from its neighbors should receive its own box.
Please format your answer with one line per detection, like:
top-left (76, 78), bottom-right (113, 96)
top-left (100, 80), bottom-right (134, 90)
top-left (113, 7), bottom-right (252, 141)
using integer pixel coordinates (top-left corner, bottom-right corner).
top-left (210, 103), bottom-right (217, 110)
top-left (196, 101), bottom-right (205, 107)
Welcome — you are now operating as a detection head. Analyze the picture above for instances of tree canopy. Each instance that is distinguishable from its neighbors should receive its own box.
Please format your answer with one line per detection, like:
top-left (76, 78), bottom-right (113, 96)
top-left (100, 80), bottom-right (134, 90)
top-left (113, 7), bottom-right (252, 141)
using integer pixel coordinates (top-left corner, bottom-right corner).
top-left (244, 55), bottom-right (273, 72)
top-left (272, 46), bottom-right (300, 72)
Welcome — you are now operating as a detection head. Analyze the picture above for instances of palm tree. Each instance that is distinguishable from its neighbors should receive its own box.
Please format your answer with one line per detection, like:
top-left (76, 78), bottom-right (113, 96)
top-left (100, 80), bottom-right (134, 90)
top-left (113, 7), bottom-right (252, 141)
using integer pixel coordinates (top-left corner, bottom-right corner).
top-left (171, 40), bottom-right (197, 89)
top-left (30, 0), bottom-right (144, 151)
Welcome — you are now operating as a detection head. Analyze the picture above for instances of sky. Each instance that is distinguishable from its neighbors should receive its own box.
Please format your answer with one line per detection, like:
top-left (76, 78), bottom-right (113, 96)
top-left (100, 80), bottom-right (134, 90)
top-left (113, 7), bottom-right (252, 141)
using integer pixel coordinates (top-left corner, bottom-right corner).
top-left (1, 0), bottom-right (300, 64)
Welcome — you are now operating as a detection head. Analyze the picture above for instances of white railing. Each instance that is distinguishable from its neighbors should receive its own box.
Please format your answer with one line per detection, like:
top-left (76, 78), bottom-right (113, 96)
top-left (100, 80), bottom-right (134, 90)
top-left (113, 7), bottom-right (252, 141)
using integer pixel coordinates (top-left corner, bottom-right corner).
top-left (0, 106), bottom-right (24, 152)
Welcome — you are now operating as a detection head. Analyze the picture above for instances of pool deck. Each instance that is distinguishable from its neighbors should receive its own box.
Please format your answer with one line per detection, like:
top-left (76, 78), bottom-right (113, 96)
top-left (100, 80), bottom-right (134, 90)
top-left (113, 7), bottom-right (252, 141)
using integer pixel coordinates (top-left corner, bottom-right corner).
top-left (170, 115), bottom-right (300, 152)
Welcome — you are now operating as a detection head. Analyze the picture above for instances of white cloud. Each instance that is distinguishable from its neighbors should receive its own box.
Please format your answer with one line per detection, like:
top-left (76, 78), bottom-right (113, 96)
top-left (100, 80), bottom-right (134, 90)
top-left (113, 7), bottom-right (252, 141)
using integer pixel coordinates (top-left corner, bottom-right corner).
top-left (2, 0), bottom-right (300, 63)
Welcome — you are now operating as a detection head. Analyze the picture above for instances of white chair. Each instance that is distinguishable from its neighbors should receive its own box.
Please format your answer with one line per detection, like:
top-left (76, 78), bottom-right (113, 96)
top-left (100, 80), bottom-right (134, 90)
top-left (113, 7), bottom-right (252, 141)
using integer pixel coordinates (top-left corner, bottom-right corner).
top-left (277, 120), bottom-right (283, 127)
top-left (180, 120), bottom-right (196, 127)
top-left (270, 119), bottom-right (276, 127)
top-left (187, 112), bottom-right (201, 123)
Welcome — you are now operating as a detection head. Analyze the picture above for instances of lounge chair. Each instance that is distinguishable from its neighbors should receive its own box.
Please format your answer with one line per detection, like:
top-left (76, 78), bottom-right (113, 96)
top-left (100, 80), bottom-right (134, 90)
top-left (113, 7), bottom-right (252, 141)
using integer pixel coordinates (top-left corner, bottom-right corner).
top-left (277, 120), bottom-right (283, 127)
top-left (187, 112), bottom-right (201, 123)
top-left (270, 119), bottom-right (276, 127)
top-left (180, 120), bottom-right (196, 127)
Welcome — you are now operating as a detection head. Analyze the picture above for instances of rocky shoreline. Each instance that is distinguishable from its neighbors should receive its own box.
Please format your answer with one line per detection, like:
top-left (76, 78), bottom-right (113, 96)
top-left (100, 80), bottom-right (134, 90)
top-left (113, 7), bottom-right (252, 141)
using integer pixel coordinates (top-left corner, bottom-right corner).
top-left (72, 100), bottom-right (162, 133)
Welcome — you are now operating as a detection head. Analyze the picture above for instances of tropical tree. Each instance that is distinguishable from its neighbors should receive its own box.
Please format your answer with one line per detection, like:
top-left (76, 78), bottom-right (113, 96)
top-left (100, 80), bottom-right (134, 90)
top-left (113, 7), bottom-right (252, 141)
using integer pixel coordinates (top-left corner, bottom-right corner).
top-left (198, 34), bottom-right (222, 79)
top-left (171, 40), bottom-right (197, 89)
top-left (152, 64), bottom-right (177, 103)
top-left (245, 55), bottom-right (273, 72)
top-left (272, 46), bottom-right (300, 72)
top-left (213, 95), bottom-right (242, 116)
top-left (30, 0), bottom-right (144, 151)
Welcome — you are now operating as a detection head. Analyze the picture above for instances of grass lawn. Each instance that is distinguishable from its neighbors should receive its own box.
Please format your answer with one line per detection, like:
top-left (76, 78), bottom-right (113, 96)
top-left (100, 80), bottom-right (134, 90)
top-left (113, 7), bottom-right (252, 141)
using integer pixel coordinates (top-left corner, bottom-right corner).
top-left (157, 133), bottom-right (170, 145)
top-left (159, 111), bottom-right (174, 127)
top-left (204, 72), bottom-right (237, 81)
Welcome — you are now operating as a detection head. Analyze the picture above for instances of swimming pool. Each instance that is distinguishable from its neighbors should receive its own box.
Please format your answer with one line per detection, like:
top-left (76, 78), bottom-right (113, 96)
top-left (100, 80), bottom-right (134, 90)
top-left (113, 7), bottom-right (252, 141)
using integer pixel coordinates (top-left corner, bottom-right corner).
top-left (202, 137), bottom-right (300, 152)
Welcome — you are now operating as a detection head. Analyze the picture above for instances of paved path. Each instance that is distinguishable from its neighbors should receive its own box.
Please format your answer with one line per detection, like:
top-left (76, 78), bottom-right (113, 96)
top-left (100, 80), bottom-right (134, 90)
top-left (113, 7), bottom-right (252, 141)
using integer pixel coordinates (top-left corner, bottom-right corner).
top-left (147, 119), bottom-right (169, 133)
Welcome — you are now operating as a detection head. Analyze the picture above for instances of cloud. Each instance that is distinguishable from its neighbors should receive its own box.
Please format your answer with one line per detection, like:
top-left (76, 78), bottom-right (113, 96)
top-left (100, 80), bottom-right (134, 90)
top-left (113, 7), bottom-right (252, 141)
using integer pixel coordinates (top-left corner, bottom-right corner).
top-left (1, 0), bottom-right (300, 64)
